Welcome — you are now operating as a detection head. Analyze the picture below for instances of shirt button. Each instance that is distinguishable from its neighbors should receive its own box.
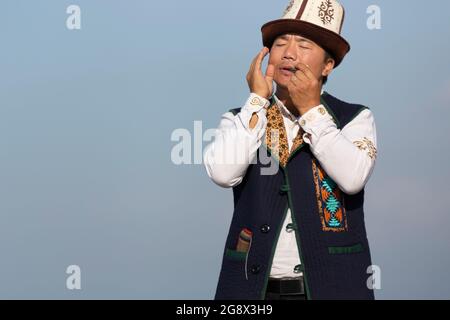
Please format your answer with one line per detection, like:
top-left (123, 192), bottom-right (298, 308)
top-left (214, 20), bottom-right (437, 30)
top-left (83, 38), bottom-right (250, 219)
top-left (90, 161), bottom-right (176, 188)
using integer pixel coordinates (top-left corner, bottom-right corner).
top-left (260, 224), bottom-right (270, 233)
top-left (300, 119), bottom-right (306, 126)
top-left (318, 107), bottom-right (326, 115)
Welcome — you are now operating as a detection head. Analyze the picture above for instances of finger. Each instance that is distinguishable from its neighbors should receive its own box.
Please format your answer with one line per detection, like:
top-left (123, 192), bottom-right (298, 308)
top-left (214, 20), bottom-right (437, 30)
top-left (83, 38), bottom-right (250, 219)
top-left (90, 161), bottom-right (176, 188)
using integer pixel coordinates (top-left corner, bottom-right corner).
top-left (254, 47), bottom-right (269, 75)
top-left (290, 72), bottom-right (307, 91)
top-left (289, 75), bottom-right (298, 91)
top-left (291, 72), bottom-right (303, 84)
top-left (248, 52), bottom-right (259, 75)
top-left (290, 73), bottom-right (297, 84)
top-left (294, 68), bottom-right (309, 82)
top-left (287, 79), bottom-right (296, 93)
top-left (265, 64), bottom-right (275, 82)
top-left (249, 48), bottom-right (267, 76)
top-left (294, 62), bottom-right (314, 80)
top-left (294, 69), bottom-right (308, 80)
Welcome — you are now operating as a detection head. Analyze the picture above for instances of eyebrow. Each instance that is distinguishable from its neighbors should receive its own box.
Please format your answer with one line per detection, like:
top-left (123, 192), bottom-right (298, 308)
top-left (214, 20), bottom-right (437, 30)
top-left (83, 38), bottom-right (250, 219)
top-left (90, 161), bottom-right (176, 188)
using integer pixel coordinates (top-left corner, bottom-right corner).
top-left (277, 35), bottom-right (313, 44)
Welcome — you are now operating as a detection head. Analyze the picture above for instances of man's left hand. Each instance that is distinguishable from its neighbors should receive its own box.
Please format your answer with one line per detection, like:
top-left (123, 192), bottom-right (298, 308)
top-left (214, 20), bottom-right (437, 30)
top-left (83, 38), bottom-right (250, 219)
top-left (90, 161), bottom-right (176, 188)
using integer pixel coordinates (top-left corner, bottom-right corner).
top-left (287, 62), bottom-right (322, 116)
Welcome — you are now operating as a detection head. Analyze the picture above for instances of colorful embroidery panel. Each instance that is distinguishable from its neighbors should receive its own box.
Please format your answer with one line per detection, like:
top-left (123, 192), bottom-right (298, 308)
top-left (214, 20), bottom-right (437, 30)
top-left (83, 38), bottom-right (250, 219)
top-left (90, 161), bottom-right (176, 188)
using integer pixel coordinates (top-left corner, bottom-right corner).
top-left (312, 159), bottom-right (348, 232)
top-left (265, 102), bottom-right (304, 167)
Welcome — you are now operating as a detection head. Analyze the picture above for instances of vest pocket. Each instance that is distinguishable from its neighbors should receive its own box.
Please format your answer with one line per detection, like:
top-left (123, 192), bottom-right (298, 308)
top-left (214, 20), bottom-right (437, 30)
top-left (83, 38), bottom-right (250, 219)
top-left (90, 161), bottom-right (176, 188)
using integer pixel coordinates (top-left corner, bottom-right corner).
top-left (225, 228), bottom-right (253, 262)
top-left (225, 248), bottom-right (247, 261)
top-left (328, 243), bottom-right (364, 255)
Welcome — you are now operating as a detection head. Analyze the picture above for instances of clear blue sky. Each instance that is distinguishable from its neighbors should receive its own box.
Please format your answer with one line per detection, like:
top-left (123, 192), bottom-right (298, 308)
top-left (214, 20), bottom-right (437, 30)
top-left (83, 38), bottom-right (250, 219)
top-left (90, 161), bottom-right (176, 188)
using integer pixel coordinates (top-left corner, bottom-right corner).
top-left (0, 0), bottom-right (449, 299)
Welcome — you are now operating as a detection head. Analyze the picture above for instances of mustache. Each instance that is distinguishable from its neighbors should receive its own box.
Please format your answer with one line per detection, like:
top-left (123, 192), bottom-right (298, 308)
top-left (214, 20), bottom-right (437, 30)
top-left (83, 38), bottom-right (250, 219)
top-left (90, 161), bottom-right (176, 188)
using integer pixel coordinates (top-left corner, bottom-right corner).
top-left (278, 65), bottom-right (299, 73)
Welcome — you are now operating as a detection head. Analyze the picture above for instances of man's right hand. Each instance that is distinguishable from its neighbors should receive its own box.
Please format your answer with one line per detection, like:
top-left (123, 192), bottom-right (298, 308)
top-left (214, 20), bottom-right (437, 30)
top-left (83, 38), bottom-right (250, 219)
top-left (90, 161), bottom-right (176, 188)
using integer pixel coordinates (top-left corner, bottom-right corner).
top-left (246, 47), bottom-right (275, 99)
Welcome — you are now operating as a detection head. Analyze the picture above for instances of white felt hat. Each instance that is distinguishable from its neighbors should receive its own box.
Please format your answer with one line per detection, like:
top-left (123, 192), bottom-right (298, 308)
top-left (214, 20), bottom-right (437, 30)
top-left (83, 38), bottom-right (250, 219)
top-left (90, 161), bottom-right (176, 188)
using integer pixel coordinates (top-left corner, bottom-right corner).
top-left (261, 0), bottom-right (350, 67)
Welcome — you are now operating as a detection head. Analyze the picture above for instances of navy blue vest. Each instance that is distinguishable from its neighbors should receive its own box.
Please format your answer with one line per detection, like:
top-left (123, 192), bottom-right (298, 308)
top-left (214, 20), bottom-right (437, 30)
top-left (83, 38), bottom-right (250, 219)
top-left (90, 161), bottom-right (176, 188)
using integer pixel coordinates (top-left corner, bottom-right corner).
top-left (214, 92), bottom-right (375, 300)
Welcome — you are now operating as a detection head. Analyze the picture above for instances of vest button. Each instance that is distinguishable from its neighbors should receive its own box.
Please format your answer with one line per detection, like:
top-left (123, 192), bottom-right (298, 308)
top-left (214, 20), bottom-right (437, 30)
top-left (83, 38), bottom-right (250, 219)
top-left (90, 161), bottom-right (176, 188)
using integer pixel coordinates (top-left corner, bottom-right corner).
top-left (251, 265), bottom-right (261, 274)
top-left (279, 184), bottom-right (290, 195)
top-left (294, 264), bottom-right (304, 274)
top-left (286, 223), bottom-right (296, 232)
top-left (260, 224), bottom-right (270, 233)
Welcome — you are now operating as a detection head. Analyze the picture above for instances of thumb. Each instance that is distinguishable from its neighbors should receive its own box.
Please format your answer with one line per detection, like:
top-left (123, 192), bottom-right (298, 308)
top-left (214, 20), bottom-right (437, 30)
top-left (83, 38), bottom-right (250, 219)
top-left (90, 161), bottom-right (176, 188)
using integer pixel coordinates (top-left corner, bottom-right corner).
top-left (265, 64), bottom-right (275, 82)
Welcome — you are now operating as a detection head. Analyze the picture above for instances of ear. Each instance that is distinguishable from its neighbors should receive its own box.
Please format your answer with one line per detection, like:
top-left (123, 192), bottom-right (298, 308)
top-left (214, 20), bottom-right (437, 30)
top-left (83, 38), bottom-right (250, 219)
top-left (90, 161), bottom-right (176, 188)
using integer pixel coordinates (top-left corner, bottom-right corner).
top-left (322, 57), bottom-right (335, 77)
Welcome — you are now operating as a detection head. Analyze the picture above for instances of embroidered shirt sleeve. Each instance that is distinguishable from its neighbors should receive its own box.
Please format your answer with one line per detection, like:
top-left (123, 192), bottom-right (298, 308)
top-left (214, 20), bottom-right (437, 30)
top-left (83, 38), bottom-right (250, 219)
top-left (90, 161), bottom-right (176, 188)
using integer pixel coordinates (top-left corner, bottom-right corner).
top-left (298, 107), bottom-right (378, 195)
top-left (238, 93), bottom-right (270, 134)
top-left (203, 94), bottom-right (269, 188)
top-left (353, 137), bottom-right (377, 160)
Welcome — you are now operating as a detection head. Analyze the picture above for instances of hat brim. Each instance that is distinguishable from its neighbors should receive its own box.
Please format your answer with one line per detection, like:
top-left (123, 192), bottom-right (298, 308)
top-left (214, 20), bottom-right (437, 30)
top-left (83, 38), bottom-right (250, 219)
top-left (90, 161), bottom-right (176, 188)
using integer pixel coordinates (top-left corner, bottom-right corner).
top-left (261, 19), bottom-right (350, 68)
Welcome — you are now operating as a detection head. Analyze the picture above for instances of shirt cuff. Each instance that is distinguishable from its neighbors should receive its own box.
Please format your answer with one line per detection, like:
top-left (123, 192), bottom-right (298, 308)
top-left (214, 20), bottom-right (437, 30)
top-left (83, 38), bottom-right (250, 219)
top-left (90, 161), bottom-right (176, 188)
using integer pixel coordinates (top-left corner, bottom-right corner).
top-left (298, 104), bottom-right (335, 143)
top-left (238, 93), bottom-right (270, 133)
top-left (242, 93), bottom-right (270, 114)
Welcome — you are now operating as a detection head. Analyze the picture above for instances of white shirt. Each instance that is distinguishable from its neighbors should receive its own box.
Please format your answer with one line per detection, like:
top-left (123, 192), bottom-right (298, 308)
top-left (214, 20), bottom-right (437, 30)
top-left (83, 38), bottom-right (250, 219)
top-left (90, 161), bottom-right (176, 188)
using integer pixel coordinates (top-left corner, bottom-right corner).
top-left (204, 91), bottom-right (378, 279)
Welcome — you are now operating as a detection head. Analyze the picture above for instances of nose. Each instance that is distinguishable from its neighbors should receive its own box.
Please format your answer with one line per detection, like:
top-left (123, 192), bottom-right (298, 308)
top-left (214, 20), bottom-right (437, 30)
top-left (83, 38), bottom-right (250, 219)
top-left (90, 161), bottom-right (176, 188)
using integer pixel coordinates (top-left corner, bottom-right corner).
top-left (283, 39), bottom-right (297, 61)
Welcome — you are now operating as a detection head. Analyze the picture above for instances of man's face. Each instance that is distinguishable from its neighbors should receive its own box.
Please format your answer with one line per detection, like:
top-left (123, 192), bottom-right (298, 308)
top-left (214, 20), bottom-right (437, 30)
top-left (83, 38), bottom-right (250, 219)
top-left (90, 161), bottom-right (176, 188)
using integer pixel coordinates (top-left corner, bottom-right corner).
top-left (268, 33), bottom-right (334, 88)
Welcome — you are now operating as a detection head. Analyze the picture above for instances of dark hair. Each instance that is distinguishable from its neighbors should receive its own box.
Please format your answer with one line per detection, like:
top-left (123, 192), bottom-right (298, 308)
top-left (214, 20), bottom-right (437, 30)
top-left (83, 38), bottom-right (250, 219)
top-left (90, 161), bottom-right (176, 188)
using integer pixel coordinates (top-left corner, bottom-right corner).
top-left (322, 50), bottom-right (334, 85)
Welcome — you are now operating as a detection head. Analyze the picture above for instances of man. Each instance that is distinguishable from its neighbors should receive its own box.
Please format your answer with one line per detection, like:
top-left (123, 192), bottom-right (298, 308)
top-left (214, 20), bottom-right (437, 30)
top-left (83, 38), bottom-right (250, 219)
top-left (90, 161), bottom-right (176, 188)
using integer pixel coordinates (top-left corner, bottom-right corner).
top-left (204, 0), bottom-right (377, 300)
